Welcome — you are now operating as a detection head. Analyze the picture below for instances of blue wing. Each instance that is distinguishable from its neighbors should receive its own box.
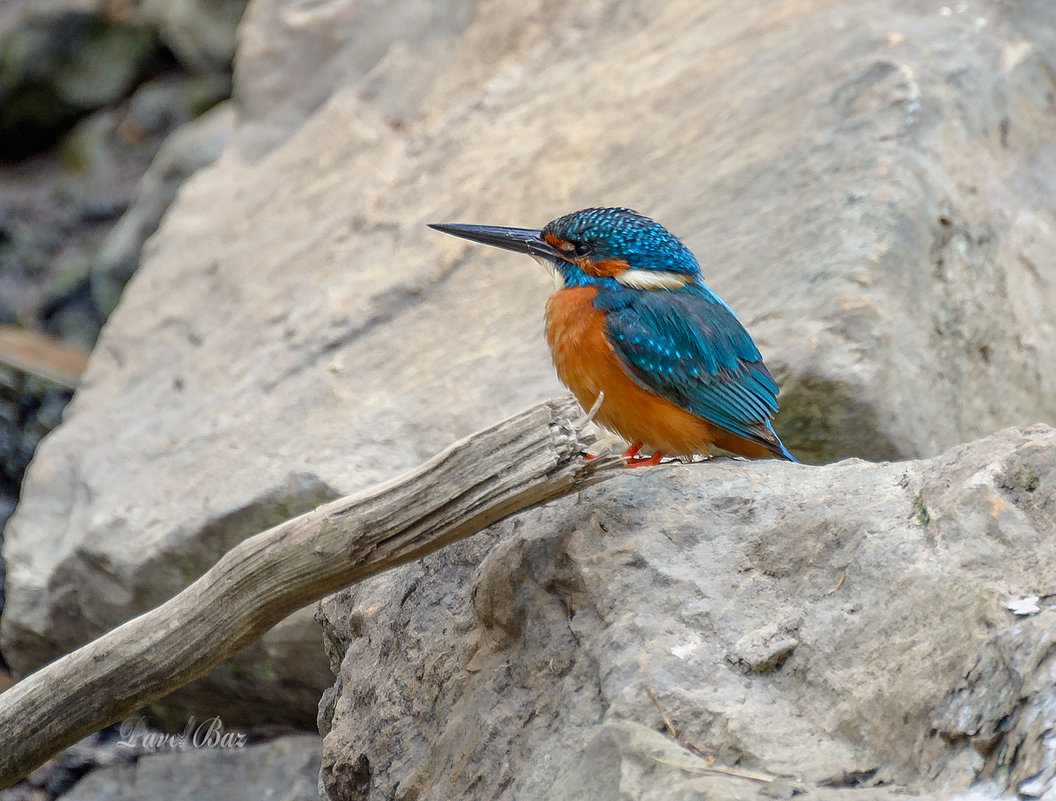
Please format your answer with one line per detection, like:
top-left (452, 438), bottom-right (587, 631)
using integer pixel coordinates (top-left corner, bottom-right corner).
top-left (595, 282), bottom-right (782, 447)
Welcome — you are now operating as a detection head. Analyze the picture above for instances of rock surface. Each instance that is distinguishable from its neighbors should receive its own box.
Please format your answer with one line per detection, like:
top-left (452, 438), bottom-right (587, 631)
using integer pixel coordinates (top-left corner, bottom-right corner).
top-left (2, 0), bottom-right (1056, 762)
top-left (318, 425), bottom-right (1056, 800)
top-left (59, 733), bottom-right (321, 801)
top-left (90, 101), bottom-right (236, 316)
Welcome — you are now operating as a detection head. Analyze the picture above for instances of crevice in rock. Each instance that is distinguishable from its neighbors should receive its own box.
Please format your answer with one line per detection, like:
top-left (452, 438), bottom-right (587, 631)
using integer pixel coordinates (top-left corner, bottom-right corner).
top-left (771, 369), bottom-right (903, 463)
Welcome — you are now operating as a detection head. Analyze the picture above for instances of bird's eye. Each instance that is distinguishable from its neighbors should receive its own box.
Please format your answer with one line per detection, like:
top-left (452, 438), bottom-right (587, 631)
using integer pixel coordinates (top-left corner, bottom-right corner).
top-left (573, 242), bottom-right (591, 257)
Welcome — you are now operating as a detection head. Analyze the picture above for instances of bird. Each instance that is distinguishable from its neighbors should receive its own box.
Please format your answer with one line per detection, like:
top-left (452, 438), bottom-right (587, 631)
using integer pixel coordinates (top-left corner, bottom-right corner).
top-left (429, 207), bottom-right (796, 466)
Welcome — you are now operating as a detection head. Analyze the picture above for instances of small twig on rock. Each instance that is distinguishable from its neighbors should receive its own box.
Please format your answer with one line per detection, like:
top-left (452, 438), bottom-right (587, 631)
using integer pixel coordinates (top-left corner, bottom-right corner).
top-left (646, 686), bottom-right (679, 739)
top-left (652, 756), bottom-right (781, 785)
top-left (0, 325), bottom-right (90, 388)
top-left (826, 571), bottom-right (847, 595)
top-left (646, 686), bottom-right (716, 762)
top-left (581, 390), bottom-right (605, 425)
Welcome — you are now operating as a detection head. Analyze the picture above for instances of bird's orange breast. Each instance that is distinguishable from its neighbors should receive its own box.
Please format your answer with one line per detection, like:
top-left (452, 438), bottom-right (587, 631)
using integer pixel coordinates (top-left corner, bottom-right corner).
top-left (543, 287), bottom-right (780, 459)
top-left (544, 287), bottom-right (709, 456)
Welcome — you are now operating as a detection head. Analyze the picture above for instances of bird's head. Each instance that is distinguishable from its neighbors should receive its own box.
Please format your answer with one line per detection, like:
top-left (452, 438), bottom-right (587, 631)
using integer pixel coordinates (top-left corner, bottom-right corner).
top-left (429, 207), bottom-right (701, 290)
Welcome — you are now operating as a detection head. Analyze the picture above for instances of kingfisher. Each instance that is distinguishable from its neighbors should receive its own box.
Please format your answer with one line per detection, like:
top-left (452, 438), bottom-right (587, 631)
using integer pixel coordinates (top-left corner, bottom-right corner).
top-left (429, 208), bottom-right (796, 465)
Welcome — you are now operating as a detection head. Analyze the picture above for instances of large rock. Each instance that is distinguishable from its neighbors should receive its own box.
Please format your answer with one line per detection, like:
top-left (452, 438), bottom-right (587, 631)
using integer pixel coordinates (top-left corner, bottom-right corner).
top-left (317, 425), bottom-right (1056, 800)
top-left (90, 101), bottom-right (236, 317)
top-left (4, 0), bottom-right (1056, 731)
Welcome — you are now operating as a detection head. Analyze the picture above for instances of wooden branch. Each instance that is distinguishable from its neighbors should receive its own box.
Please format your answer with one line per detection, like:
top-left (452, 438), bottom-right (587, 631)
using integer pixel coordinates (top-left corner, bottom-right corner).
top-left (0, 325), bottom-right (90, 388)
top-left (0, 395), bottom-right (623, 788)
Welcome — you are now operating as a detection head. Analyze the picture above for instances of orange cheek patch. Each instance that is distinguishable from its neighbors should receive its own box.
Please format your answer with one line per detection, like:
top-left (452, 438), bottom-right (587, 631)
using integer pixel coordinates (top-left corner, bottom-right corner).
top-left (581, 256), bottom-right (629, 278)
top-left (543, 232), bottom-right (566, 249)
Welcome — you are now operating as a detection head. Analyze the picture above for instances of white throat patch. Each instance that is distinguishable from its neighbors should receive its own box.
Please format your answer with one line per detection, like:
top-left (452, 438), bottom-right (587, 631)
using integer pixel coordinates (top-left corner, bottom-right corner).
top-left (533, 255), bottom-right (565, 290)
top-left (614, 269), bottom-right (691, 290)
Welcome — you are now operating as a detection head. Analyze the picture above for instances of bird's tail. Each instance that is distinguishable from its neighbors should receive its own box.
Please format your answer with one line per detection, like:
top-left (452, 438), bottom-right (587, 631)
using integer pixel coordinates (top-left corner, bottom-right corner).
top-left (767, 422), bottom-right (798, 463)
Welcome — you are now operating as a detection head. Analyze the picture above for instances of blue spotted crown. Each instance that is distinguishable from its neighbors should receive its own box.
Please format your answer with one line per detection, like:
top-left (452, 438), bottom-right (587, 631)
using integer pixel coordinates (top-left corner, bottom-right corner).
top-left (542, 208), bottom-right (702, 276)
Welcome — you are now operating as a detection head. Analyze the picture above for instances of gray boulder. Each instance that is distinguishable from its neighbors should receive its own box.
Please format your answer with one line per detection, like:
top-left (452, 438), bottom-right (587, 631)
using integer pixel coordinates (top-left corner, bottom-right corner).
top-left (90, 101), bottom-right (235, 317)
top-left (318, 425), bottom-right (1056, 800)
top-left (0, 0), bottom-right (241, 160)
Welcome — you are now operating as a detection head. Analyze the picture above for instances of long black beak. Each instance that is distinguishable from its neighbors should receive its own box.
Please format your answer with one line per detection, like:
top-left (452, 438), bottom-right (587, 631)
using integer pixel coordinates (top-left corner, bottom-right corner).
top-left (428, 222), bottom-right (565, 262)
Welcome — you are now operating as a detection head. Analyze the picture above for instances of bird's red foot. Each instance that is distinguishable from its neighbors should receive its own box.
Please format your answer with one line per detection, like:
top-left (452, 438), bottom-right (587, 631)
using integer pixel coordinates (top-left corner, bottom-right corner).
top-left (622, 443), bottom-right (664, 468)
top-left (622, 443), bottom-right (643, 459)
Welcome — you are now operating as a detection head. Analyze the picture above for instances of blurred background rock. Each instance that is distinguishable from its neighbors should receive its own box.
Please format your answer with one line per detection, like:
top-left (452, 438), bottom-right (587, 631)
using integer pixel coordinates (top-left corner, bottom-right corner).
top-left (0, 0), bottom-right (243, 638)
top-left (0, 3), bottom-right (242, 729)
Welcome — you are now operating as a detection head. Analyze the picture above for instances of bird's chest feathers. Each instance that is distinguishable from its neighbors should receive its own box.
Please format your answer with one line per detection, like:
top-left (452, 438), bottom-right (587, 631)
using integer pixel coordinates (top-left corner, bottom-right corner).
top-left (544, 287), bottom-right (619, 399)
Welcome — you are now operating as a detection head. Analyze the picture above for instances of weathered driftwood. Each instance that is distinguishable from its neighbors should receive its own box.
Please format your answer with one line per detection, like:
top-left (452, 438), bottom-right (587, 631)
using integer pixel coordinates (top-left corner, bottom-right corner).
top-left (0, 395), bottom-right (623, 788)
top-left (0, 324), bottom-right (90, 388)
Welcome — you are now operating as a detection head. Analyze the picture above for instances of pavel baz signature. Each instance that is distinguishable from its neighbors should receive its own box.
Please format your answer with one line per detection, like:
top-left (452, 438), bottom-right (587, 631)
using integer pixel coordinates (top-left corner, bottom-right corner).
top-left (117, 716), bottom-right (247, 751)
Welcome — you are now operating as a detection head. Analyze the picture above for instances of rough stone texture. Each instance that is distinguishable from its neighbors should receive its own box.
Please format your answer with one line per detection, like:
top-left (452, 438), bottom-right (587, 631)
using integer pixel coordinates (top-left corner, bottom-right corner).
top-left (58, 734), bottom-right (321, 801)
top-left (90, 101), bottom-right (236, 316)
top-left (3, 0), bottom-right (1056, 743)
top-left (317, 425), bottom-right (1056, 800)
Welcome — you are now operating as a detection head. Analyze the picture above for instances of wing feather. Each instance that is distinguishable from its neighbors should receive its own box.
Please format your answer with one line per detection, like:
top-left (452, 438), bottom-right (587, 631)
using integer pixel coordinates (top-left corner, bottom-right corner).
top-left (596, 283), bottom-right (780, 444)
